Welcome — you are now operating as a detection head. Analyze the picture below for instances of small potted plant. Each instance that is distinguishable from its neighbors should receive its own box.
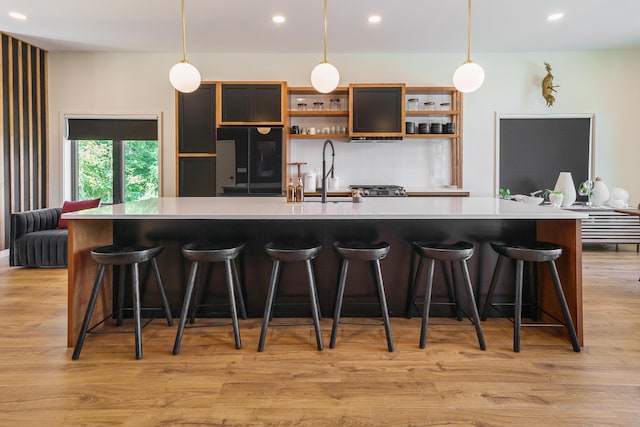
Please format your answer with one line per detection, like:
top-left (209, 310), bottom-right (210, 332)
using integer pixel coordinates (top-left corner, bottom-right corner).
top-left (544, 189), bottom-right (564, 208)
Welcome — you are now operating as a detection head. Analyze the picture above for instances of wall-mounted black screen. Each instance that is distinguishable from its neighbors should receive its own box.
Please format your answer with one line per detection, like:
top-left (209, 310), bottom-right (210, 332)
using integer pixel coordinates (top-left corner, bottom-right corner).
top-left (498, 115), bottom-right (592, 196)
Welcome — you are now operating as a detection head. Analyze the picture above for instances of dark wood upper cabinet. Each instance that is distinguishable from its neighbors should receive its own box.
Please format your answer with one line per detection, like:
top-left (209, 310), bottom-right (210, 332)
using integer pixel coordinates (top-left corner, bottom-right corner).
top-left (178, 84), bottom-right (216, 153)
top-left (220, 83), bottom-right (285, 124)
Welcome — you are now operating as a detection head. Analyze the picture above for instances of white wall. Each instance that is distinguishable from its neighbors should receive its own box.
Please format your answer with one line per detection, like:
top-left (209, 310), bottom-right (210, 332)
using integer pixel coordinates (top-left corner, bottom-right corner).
top-left (48, 48), bottom-right (640, 205)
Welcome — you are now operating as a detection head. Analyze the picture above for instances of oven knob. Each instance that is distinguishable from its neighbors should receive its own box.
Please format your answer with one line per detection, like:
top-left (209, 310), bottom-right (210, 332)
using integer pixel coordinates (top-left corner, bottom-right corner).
top-left (400, 188), bottom-right (407, 196)
top-left (363, 189), bottom-right (369, 196)
top-left (394, 189), bottom-right (400, 196)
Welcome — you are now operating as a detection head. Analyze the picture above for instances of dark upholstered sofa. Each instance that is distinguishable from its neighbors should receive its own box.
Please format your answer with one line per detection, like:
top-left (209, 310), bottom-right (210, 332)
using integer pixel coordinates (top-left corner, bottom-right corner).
top-left (10, 207), bottom-right (67, 267)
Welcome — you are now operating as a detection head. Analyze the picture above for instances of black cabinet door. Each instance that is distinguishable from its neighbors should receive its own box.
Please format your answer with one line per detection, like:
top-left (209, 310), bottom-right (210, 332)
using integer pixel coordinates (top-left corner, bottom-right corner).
top-left (178, 84), bottom-right (216, 153)
top-left (221, 84), bottom-right (281, 123)
top-left (253, 85), bottom-right (282, 122)
top-left (178, 157), bottom-right (216, 197)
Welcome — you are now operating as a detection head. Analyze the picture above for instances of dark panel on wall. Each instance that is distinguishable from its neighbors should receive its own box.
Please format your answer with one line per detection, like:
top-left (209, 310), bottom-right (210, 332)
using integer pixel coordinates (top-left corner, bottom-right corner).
top-left (499, 116), bottom-right (592, 196)
top-left (0, 33), bottom-right (48, 250)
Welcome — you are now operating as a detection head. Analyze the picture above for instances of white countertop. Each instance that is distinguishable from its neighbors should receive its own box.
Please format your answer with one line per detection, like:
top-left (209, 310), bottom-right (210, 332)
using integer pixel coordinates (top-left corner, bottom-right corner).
top-left (62, 197), bottom-right (588, 221)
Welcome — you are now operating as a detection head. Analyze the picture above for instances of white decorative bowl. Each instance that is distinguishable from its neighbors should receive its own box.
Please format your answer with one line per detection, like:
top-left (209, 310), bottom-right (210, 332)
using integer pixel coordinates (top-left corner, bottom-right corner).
top-left (513, 195), bottom-right (544, 205)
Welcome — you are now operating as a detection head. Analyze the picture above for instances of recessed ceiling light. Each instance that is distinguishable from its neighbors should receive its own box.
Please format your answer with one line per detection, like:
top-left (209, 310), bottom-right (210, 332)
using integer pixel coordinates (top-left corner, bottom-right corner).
top-left (368, 15), bottom-right (381, 24)
top-left (547, 13), bottom-right (564, 21)
top-left (9, 11), bottom-right (27, 20)
top-left (272, 15), bottom-right (286, 24)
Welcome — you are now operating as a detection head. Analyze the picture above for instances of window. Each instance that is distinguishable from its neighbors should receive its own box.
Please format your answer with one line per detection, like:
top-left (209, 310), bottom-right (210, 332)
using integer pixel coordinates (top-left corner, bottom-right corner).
top-left (65, 118), bottom-right (159, 204)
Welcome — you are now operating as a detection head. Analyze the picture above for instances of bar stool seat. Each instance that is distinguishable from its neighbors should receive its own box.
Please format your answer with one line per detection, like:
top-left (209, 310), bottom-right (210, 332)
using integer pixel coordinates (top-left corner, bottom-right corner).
top-left (406, 241), bottom-right (486, 350)
top-left (173, 242), bottom-right (246, 355)
top-left (258, 241), bottom-right (323, 351)
top-left (72, 245), bottom-right (174, 360)
top-left (331, 241), bottom-right (394, 352)
top-left (481, 242), bottom-right (581, 352)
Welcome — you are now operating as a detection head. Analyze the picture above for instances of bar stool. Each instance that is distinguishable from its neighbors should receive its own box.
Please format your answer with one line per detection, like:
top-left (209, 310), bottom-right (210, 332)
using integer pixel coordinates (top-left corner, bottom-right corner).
top-left (173, 242), bottom-right (246, 355)
top-left (406, 241), bottom-right (486, 350)
top-left (72, 245), bottom-right (174, 360)
top-left (258, 241), bottom-right (323, 351)
top-left (481, 242), bottom-right (581, 352)
top-left (330, 241), bottom-right (394, 352)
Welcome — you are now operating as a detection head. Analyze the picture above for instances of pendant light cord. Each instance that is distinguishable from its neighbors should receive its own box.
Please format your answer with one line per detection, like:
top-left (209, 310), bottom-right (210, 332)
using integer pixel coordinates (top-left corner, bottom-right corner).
top-left (181, 0), bottom-right (188, 62)
top-left (466, 0), bottom-right (472, 62)
top-left (323, 0), bottom-right (328, 63)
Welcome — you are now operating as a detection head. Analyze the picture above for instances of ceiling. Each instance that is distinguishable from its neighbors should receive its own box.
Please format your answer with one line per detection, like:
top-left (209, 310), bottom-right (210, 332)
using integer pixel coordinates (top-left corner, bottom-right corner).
top-left (2, 0), bottom-right (640, 54)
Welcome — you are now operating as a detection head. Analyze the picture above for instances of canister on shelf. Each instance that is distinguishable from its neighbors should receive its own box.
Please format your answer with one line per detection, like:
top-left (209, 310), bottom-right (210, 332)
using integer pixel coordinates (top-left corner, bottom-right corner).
top-left (424, 101), bottom-right (435, 110)
top-left (407, 98), bottom-right (419, 111)
top-left (405, 122), bottom-right (416, 134)
top-left (329, 98), bottom-right (341, 111)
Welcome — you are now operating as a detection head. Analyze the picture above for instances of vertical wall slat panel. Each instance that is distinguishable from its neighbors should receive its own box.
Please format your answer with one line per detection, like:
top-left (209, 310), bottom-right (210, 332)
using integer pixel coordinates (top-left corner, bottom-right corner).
top-left (0, 35), bottom-right (4, 250)
top-left (40, 50), bottom-right (47, 208)
top-left (1, 33), bottom-right (47, 250)
top-left (9, 37), bottom-right (16, 216)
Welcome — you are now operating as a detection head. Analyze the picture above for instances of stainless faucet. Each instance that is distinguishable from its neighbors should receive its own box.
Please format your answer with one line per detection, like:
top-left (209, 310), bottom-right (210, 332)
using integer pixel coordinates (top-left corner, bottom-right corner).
top-left (321, 139), bottom-right (335, 204)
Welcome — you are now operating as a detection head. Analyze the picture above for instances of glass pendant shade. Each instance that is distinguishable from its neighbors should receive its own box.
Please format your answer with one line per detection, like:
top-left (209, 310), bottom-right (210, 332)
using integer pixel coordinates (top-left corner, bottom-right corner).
top-left (453, 61), bottom-right (485, 93)
top-left (170, 60), bottom-right (201, 93)
top-left (311, 62), bottom-right (340, 94)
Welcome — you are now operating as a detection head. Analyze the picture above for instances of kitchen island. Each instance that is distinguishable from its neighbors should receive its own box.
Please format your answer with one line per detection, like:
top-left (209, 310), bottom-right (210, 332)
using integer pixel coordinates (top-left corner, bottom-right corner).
top-left (64, 197), bottom-right (587, 347)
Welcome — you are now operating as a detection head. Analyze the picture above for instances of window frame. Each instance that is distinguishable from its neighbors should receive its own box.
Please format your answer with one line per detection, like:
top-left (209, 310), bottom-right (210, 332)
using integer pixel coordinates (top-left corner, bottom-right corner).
top-left (63, 114), bottom-right (163, 203)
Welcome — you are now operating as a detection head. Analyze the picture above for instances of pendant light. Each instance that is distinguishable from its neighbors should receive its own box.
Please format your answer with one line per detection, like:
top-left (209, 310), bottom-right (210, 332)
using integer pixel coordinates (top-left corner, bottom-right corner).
top-left (310, 0), bottom-right (340, 93)
top-left (452, 0), bottom-right (485, 93)
top-left (169, 0), bottom-right (201, 93)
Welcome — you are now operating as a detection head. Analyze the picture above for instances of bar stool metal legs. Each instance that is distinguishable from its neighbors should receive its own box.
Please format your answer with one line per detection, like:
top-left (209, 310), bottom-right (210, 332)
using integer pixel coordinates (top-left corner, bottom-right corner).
top-left (258, 242), bottom-right (323, 352)
top-left (72, 245), bottom-right (173, 360)
top-left (330, 241), bottom-right (394, 352)
top-left (406, 241), bottom-right (486, 350)
top-left (173, 242), bottom-right (245, 355)
top-left (482, 242), bottom-right (581, 352)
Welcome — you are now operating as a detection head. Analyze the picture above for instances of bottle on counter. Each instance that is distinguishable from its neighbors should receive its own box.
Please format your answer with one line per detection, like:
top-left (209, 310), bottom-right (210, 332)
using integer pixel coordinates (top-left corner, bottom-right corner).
top-left (286, 179), bottom-right (295, 203)
top-left (295, 177), bottom-right (305, 202)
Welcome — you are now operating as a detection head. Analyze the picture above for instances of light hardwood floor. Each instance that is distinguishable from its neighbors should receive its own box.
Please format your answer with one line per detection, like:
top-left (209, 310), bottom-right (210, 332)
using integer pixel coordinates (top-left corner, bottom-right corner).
top-left (0, 246), bottom-right (639, 426)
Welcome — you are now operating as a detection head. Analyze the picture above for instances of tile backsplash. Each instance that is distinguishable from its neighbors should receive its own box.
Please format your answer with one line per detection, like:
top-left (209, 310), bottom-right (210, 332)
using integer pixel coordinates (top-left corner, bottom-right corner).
top-left (289, 138), bottom-right (451, 188)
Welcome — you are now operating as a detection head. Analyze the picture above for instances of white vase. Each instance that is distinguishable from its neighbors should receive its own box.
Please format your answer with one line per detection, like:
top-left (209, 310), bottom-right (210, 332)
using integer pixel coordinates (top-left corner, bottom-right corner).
top-left (549, 193), bottom-right (564, 208)
top-left (554, 172), bottom-right (577, 207)
top-left (591, 177), bottom-right (610, 207)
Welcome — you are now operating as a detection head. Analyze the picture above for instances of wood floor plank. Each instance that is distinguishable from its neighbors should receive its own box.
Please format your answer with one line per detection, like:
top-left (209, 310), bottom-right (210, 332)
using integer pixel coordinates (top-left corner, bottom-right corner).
top-left (0, 245), bottom-right (639, 425)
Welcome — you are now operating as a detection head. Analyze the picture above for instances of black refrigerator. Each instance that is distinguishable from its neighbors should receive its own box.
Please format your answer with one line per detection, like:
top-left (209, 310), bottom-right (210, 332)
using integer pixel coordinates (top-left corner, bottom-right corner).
top-left (215, 127), bottom-right (284, 196)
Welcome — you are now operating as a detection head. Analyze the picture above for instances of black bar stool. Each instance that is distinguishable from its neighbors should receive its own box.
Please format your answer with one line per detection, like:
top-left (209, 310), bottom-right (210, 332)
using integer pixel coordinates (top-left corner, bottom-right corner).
top-left (406, 241), bottom-right (486, 350)
top-left (330, 241), bottom-right (394, 352)
top-left (72, 245), bottom-right (174, 360)
top-left (258, 241), bottom-right (323, 352)
top-left (173, 242), bottom-right (246, 355)
top-left (481, 242), bottom-right (581, 352)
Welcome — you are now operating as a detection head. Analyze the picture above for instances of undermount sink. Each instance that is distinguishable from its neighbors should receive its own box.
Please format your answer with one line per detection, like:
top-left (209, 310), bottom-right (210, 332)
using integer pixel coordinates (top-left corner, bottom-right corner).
top-left (304, 197), bottom-right (353, 203)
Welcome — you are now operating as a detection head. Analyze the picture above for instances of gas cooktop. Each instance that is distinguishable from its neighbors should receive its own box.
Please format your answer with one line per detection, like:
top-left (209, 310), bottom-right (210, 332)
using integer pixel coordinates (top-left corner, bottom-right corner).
top-left (348, 184), bottom-right (407, 197)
